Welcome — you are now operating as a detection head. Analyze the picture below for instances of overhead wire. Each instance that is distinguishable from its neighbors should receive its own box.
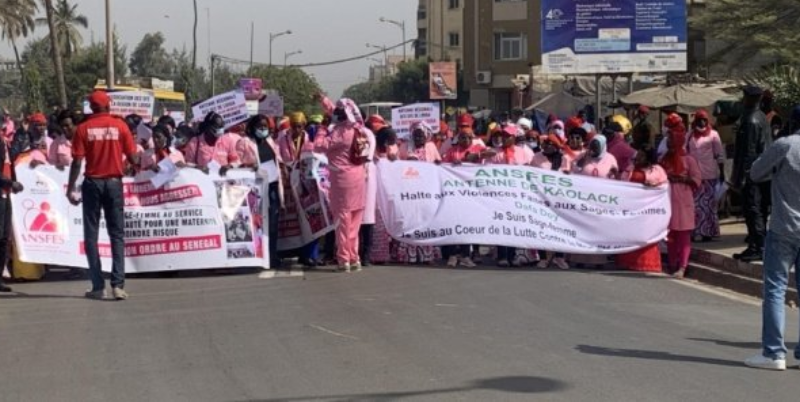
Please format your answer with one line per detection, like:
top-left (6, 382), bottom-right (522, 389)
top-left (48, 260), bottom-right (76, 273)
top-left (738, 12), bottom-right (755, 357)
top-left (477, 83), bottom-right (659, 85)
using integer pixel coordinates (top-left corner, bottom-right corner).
top-left (213, 40), bottom-right (414, 68)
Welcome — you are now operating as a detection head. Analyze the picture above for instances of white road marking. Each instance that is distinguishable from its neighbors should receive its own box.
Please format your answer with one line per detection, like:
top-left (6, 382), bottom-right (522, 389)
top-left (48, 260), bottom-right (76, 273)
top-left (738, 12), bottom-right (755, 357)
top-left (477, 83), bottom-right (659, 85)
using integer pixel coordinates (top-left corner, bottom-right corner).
top-left (308, 324), bottom-right (360, 341)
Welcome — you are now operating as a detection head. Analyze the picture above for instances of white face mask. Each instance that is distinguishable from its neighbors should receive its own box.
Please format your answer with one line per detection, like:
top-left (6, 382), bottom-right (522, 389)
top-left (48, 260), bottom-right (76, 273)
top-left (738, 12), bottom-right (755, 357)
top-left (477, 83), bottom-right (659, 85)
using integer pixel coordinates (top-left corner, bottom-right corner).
top-left (255, 129), bottom-right (269, 139)
top-left (527, 140), bottom-right (538, 150)
top-left (214, 128), bottom-right (224, 138)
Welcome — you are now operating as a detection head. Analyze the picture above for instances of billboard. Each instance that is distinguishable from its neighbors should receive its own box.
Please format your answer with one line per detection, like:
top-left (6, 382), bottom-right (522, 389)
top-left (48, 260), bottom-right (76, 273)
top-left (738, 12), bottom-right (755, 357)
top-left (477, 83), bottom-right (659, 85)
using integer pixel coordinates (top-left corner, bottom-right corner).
top-left (541, 0), bottom-right (687, 75)
top-left (429, 62), bottom-right (458, 100)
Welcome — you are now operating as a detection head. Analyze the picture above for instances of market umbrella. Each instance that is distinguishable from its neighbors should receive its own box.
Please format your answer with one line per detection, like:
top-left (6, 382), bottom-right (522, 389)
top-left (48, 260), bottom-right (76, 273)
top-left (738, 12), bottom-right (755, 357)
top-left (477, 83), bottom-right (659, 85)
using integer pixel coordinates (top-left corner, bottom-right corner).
top-left (619, 84), bottom-right (738, 114)
top-left (526, 92), bottom-right (589, 120)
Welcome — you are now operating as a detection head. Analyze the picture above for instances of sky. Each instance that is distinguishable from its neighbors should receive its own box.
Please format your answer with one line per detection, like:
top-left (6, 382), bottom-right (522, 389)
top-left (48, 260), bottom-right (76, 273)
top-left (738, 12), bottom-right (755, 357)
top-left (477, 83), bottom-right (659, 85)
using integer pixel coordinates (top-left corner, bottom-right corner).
top-left (0, 0), bottom-right (418, 98)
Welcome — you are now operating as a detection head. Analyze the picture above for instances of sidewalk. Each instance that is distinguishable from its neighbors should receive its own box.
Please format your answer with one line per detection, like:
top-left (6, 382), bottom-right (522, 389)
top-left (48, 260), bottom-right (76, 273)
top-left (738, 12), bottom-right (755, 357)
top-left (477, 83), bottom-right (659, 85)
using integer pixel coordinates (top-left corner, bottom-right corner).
top-left (688, 218), bottom-right (797, 303)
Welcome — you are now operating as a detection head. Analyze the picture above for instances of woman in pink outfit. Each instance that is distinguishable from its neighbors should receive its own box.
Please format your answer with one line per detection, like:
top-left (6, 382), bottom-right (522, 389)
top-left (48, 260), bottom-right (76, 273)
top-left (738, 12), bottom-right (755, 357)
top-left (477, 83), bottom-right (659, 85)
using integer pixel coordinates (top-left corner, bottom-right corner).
top-left (400, 121), bottom-right (442, 163)
top-left (570, 136), bottom-right (619, 268)
top-left (317, 96), bottom-right (369, 272)
top-left (687, 109), bottom-right (725, 242)
top-left (277, 112), bottom-right (314, 164)
top-left (660, 114), bottom-right (702, 278)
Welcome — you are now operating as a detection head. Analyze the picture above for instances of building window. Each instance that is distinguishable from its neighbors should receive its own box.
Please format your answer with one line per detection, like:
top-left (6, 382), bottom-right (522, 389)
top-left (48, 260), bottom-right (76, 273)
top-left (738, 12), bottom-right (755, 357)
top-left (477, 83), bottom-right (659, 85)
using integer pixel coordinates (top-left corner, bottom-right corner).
top-left (449, 32), bottom-right (460, 47)
top-left (494, 33), bottom-right (527, 60)
top-left (449, 0), bottom-right (460, 9)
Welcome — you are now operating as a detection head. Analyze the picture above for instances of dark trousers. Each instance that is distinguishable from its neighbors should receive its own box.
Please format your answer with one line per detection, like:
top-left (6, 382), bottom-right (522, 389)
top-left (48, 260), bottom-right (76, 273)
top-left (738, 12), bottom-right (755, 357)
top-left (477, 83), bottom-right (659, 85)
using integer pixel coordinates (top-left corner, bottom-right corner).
top-left (324, 231), bottom-right (336, 261)
top-left (82, 178), bottom-right (125, 291)
top-left (743, 180), bottom-right (771, 250)
top-left (359, 224), bottom-right (374, 263)
top-left (267, 182), bottom-right (280, 268)
top-left (497, 246), bottom-right (517, 262)
top-left (0, 198), bottom-right (10, 286)
top-left (443, 245), bottom-right (470, 259)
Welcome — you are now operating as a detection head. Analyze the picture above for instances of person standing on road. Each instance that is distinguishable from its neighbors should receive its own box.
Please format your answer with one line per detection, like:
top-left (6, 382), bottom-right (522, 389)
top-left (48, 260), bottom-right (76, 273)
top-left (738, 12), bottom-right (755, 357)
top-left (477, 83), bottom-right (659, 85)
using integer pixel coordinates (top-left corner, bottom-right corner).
top-left (184, 112), bottom-right (240, 175)
top-left (50, 110), bottom-right (78, 170)
top-left (688, 109), bottom-right (725, 242)
top-left (732, 86), bottom-right (772, 262)
top-left (317, 95), bottom-right (369, 273)
top-left (67, 90), bottom-right (138, 301)
top-left (661, 114), bottom-right (702, 279)
top-left (744, 105), bottom-right (800, 372)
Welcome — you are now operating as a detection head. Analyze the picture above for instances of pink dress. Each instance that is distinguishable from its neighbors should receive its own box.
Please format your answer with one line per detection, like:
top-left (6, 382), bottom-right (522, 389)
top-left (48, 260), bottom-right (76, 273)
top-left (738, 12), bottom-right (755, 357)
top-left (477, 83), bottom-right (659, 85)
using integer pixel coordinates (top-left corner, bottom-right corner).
top-left (667, 156), bottom-right (702, 231)
top-left (573, 153), bottom-right (619, 178)
top-left (530, 152), bottom-right (572, 173)
top-left (400, 142), bottom-right (441, 162)
top-left (607, 134), bottom-right (636, 179)
top-left (277, 130), bottom-right (314, 163)
top-left (325, 125), bottom-right (366, 214)
top-left (183, 133), bottom-right (241, 167)
top-left (48, 135), bottom-right (72, 167)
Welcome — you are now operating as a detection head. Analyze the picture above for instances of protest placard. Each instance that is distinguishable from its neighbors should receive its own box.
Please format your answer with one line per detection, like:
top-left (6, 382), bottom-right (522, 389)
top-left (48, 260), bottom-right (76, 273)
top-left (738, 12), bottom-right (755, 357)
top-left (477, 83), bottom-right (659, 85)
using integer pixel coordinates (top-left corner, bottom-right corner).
top-left (390, 103), bottom-right (441, 139)
top-left (258, 94), bottom-right (284, 117)
top-left (192, 90), bottom-right (250, 129)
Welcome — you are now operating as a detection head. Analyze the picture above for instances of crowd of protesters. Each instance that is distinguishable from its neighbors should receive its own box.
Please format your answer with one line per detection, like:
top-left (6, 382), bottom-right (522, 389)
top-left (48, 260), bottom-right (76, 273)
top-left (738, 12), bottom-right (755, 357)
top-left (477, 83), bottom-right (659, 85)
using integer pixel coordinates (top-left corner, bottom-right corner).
top-left (0, 86), bottom-right (789, 295)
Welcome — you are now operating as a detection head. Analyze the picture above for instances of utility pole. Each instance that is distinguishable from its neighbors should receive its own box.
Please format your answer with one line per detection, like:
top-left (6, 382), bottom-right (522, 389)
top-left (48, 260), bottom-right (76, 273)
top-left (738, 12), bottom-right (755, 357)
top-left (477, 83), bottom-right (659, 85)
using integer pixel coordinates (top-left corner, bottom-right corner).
top-left (210, 55), bottom-right (216, 96)
top-left (249, 21), bottom-right (254, 72)
top-left (192, 0), bottom-right (198, 69)
top-left (105, 0), bottom-right (114, 89)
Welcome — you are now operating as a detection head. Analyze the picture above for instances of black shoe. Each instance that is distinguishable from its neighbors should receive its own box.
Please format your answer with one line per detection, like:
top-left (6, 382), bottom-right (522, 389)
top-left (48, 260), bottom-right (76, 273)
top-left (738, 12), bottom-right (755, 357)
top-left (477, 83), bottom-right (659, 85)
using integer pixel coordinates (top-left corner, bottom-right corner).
top-left (362, 259), bottom-right (371, 267)
top-left (300, 259), bottom-right (317, 268)
top-left (0, 283), bottom-right (12, 292)
top-left (702, 236), bottom-right (713, 243)
top-left (734, 248), bottom-right (763, 262)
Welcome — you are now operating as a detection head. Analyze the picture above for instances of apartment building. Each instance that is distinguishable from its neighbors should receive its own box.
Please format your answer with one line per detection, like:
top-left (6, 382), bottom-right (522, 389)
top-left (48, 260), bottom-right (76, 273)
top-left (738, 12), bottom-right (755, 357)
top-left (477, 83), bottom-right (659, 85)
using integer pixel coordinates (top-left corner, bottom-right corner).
top-left (416, 0), bottom-right (465, 64)
top-left (463, 0), bottom-right (540, 110)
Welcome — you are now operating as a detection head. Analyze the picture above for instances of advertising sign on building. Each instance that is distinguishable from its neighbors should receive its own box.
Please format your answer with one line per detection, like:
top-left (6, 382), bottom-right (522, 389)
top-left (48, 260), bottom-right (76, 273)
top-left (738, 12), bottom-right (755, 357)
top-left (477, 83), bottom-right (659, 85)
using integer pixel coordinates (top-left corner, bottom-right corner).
top-left (541, 0), bottom-right (687, 75)
top-left (429, 62), bottom-right (458, 100)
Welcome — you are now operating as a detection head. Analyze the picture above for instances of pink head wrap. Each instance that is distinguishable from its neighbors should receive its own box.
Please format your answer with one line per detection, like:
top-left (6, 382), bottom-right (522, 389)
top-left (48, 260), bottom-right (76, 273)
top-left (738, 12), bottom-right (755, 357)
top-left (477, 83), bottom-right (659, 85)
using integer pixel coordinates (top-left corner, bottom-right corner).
top-left (335, 98), bottom-right (364, 126)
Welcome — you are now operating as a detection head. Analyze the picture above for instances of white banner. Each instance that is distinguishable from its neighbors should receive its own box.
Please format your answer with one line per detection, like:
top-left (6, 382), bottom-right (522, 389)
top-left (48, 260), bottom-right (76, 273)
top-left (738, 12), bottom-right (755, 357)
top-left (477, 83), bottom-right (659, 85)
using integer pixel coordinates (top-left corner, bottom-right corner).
top-left (192, 90), bottom-right (249, 129)
top-left (391, 103), bottom-right (441, 139)
top-left (12, 165), bottom-right (270, 272)
top-left (376, 162), bottom-right (671, 254)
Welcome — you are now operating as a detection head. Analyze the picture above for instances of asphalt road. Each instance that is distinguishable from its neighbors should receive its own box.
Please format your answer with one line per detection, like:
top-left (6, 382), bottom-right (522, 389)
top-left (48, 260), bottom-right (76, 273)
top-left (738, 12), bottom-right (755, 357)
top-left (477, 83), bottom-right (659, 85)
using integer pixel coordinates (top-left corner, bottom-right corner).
top-left (1, 265), bottom-right (798, 402)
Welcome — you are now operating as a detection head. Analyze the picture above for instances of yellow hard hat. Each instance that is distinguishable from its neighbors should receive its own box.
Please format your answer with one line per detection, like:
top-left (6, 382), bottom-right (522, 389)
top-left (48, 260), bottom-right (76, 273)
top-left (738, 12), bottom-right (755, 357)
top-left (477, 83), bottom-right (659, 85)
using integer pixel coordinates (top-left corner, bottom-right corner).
top-left (611, 114), bottom-right (632, 135)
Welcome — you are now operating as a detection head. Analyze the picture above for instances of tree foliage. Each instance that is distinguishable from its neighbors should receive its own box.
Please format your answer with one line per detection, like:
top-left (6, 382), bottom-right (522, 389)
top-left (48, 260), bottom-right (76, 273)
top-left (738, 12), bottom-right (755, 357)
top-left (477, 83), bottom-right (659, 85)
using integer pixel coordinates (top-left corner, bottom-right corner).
top-left (747, 65), bottom-right (800, 115)
top-left (35, 0), bottom-right (88, 59)
top-left (129, 32), bottom-right (173, 78)
top-left (246, 65), bottom-right (323, 113)
top-left (691, 0), bottom-right (800, 63)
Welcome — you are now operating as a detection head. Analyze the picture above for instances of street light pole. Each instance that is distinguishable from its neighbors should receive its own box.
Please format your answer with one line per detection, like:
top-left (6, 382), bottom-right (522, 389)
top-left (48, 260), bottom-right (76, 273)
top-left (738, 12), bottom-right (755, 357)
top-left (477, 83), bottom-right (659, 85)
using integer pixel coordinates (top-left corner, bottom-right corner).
top-left (105, 0), bottom-right (114, 89)
top-left (249, 21), bottom-right (254, 71)
top-left (269, 30), bottom-right (292, 66)
top-left (379, 17), bottom-right (406, 61)
top-left (366, 43), bottom-right (388, 63)
top-left (284, 50), bottom-right (302, 66)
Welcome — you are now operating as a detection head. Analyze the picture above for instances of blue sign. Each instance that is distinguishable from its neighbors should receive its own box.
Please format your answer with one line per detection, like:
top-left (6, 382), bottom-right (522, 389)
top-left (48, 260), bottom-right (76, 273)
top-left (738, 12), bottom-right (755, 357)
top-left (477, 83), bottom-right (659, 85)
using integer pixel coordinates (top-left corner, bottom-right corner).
top-left (541, 0), bottom-right (688, 75)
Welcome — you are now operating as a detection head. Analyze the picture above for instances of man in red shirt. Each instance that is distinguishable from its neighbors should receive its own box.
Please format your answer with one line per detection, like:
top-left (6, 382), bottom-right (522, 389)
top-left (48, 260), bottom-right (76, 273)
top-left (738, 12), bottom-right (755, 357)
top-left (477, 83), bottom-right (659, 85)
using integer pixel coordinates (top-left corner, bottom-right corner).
top-left (67, 91), bottom-right (138, 301)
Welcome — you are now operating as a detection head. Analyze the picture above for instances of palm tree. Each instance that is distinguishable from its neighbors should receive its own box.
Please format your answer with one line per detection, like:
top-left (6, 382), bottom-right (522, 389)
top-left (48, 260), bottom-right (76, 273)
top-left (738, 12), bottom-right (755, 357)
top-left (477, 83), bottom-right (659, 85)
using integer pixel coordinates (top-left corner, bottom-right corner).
top-left (0, 0), bottom-right (38, 79)
top-left (35, 0), bottom-right (87, 59)
top-left (42, 0), bottom-right (67, 108)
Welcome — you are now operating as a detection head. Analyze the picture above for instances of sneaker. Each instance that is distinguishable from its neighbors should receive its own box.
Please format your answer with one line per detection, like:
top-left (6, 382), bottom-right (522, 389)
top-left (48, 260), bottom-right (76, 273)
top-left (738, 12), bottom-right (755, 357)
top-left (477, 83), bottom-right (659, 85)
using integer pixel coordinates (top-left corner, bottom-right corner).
top-left (85, 289), bottom-right (106, 300)
top-left (511, 255), bottom-right (525, 267)
top-left (673, 268), bottom-right (686, 279)
top-left (446, 256), bottom-right (458, 268)
top-left (351, 262), bottom-right (363, 272)
top-left (497, 260), bottom-right (510, 268)
top-left (744, 354), bottom-right (786, 371)
top-left (553, 258), bottom-right (570, 270)
top-left (337, 263), bottom-right (351, 273)
top-left (459, 257), bottom-right (477, 268)
top-left (536, 259), bottom-right (550, 269)
top-left (112, 288), bottom-right (128, 301)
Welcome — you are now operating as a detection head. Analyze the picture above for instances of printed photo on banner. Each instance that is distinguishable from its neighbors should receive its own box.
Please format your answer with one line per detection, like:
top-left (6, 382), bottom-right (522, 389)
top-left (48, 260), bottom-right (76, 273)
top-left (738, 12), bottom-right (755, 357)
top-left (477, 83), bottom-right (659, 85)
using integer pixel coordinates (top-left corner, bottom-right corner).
top-left (277, 153), bottom-right (335, 251)
top-left (429, 62), bottom-right (458, 100)
top-left (214, 175), bottom-right (265, 260)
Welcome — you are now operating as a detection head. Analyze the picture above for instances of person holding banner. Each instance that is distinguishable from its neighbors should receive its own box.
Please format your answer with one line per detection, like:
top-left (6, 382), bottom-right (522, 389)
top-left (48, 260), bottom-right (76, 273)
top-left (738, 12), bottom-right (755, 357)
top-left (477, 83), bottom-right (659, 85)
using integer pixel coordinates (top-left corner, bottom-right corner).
top-left (661, 114), bottom-right (702, 279)
top-left (570, 136), bottom-right (619, 269)
top-left (68, 90), bottom-right (138, 301)
top-left (15, 113), bottom-right (50, 167)
top-left (278, 112), bottom-right (320, 267)
top-left (530, 133), bottom-right (577, 270)
top-left (366, 115), bottom-right (398, 265)
top-left (317, 96), bottom-right (368, 273)
top-left (139, 125), bottom-right (186, 172)
top-left (616, 147), bottom-right (668, 273)
top-left (50, 110), bottom-right (78, 169)
top-left (567, 127), bottom-right (589, 158)
top-left (605, 122), bottom-right (637, 181)
top-left (395, 122), bottom-right (440, 265)
top-left (239, 115), bottom-right (283, 269)
top-left (184, 112), bottom-right (241, 175)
